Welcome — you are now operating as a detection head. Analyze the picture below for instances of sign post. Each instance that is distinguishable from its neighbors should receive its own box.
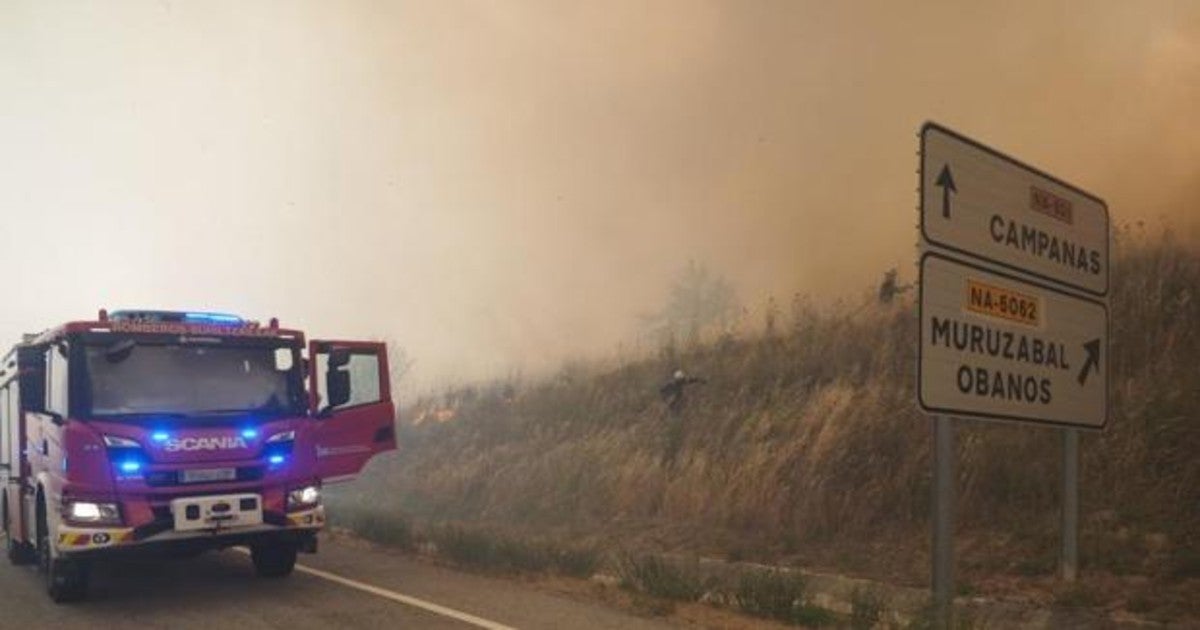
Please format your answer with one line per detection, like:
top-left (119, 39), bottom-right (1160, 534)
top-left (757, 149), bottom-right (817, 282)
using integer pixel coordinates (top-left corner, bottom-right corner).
top-left (917, 122), bottom-right (1110, 626)
top-left (932, 416), bottom-right (955, 629)
top-left (1061, 429), bottom-right (1079, 581)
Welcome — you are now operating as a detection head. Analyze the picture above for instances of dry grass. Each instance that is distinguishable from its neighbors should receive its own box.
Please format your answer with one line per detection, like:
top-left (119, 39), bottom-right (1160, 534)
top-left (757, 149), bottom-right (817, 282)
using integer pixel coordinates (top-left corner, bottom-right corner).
top-left (330, 226), bottom-right (1200, 619)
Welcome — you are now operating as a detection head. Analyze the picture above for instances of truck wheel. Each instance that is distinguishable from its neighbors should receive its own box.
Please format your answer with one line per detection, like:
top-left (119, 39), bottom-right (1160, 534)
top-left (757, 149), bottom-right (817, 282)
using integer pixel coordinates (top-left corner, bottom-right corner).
top-left (37, 499), bottom-right (88, 603)
top-left (4, 496), bottom-right (36, 566)
top-left (251, 541), bottom-right (297, 578)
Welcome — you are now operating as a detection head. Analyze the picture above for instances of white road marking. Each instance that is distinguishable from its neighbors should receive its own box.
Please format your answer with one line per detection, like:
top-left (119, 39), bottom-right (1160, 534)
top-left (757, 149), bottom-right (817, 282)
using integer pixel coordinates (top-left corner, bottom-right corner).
top-left (292, 563), bottom-right (519, 630)
top-left (234, 548), bottom-right (517, 630)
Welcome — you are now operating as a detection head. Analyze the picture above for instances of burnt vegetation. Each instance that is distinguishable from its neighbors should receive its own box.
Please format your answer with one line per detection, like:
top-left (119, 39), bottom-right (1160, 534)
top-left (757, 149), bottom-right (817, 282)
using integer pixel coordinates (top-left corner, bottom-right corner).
top-left (328, 225), bottom-right (1200, 620)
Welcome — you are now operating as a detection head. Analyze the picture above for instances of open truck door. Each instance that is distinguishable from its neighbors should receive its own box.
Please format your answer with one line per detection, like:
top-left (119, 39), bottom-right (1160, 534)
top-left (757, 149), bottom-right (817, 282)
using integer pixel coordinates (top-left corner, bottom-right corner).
top-left (308, 340), bottom-right (397, 482)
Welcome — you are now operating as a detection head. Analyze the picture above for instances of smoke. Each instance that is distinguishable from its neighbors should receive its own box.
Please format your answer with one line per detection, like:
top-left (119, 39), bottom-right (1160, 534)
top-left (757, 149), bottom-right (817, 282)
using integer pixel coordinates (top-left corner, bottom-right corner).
top-left (1, 1), bottom-right (1196, 389)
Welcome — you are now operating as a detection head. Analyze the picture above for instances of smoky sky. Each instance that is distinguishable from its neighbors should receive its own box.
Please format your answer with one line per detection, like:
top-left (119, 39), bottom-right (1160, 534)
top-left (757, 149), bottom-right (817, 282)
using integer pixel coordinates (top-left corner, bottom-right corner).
top-left (1, 1), bottom-right (1197, 389)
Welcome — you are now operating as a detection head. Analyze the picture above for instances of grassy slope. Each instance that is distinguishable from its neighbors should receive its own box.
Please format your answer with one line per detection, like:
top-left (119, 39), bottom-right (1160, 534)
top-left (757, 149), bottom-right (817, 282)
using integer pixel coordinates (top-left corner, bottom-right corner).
top-left (330, 229), bottom-right (1199, 614)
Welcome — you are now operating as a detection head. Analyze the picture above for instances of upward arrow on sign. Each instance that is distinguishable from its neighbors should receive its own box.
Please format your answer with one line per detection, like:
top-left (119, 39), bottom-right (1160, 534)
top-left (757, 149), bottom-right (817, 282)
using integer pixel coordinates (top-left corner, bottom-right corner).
top-left (936, 165), bottom-right (957, 219)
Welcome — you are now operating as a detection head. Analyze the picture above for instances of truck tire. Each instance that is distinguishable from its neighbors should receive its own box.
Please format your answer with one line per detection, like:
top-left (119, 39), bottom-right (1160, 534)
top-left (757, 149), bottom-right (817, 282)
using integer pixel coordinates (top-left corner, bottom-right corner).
top-left (251, 540), bottom-right (297, 578)
top-left (37, 497), bottom-right (88, 603)
top-left (3, 495), bottom-right (35, 566)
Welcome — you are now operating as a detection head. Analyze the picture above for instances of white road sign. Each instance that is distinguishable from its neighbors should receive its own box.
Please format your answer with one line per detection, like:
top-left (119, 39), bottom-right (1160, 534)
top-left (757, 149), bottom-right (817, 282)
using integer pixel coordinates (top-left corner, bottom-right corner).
top-left (918, 252), bottom-right (1107, 428)
top-left (921, 122), bottom-right (1110, 296)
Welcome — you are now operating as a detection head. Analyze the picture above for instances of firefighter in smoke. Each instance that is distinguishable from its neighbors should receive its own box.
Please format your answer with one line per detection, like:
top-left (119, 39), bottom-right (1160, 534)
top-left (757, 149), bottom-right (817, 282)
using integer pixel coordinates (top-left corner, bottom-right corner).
top-left (659, 368), bottom-right (706, 464)
top-left (878, 268), bottom-right (913, 305)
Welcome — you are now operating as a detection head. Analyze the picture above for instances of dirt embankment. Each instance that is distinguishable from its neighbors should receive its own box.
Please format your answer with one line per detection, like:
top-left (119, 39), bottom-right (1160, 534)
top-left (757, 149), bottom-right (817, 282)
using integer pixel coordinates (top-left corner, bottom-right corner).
top-left (330, 228), bottom-right (1200, 623)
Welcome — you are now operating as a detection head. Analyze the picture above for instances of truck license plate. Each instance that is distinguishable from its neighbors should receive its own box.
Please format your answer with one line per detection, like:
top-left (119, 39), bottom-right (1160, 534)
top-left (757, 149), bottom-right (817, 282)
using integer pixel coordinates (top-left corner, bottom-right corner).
top-left (180, 467), bottom-right (237, 484)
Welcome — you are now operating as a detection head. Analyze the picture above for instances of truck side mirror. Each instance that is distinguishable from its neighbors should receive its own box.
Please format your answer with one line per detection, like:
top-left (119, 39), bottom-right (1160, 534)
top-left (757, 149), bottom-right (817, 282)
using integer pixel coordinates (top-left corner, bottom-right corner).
top-left (325, 367), bottom-right (351, 410)
top-left (328, 349), bottom-right (351, 369)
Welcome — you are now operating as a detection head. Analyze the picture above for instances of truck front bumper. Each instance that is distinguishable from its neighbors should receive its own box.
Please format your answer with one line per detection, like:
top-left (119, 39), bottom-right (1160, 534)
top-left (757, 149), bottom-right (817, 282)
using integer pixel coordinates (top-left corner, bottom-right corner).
top-left (57, 506), bottom-right (325, 556)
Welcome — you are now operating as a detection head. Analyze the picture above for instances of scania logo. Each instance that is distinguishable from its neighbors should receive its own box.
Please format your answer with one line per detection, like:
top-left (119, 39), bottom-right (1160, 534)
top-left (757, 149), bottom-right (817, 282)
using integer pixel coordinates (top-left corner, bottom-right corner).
top-left (164, 437), bottom-right (248, 452)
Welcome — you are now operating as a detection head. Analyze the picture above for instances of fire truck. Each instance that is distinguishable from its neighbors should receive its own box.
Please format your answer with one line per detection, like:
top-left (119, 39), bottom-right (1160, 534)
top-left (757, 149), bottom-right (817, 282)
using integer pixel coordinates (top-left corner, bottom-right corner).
top-left (0, 310), bottom-right (396, 602)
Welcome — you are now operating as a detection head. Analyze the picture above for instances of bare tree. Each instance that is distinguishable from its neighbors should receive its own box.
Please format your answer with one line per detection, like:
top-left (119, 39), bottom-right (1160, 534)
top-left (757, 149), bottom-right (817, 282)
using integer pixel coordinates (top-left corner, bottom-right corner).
top-left (642, 260), bottom-right (739, 345)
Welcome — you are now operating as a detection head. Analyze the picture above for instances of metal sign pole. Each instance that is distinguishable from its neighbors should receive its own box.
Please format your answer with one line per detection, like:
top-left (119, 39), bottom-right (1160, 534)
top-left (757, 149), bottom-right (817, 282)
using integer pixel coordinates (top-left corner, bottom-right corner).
top-left (1061, 428), bottom-right (1079, 581)
top-left (932, 415), bottom-right (955, 629)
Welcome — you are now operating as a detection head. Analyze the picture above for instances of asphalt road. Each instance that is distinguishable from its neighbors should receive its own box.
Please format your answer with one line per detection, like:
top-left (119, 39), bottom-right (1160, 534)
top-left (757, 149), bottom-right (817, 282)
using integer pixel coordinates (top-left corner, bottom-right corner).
top-left (0, 534), bottom-right (674, 630)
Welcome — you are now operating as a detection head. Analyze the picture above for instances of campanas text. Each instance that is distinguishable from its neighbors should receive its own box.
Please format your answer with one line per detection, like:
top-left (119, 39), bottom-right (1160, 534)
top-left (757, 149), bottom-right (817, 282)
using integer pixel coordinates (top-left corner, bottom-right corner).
top-left (989, 214), bottom-right (1101, 276)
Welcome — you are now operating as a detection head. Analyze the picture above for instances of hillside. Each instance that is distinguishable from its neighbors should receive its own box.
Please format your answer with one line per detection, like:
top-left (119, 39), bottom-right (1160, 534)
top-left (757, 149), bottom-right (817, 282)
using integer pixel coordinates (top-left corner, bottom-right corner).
top-left (329, 227), bottom-right (1199, 619)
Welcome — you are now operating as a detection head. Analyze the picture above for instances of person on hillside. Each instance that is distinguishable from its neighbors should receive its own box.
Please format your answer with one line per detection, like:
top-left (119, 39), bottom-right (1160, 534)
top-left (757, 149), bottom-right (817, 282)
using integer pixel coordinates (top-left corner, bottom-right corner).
top-left (659, 368), bottom-right (706, 465)
top-left (878, 268), bottom-right (913, 305)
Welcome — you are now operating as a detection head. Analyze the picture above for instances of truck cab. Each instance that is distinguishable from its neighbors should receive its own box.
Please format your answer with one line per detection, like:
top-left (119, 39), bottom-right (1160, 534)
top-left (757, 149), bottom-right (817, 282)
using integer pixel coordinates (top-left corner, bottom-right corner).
top-left (0, 310), bottom-right (396, 602)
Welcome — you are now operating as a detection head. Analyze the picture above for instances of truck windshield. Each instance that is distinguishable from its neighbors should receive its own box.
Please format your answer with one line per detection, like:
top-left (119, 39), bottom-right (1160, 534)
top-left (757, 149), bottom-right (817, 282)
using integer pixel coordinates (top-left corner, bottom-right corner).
top-left (82, 341), bottom-right (304, 418)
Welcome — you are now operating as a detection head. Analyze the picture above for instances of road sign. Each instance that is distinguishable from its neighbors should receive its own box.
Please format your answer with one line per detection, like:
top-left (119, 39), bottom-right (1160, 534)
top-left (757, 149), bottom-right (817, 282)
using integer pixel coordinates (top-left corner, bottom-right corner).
top-left (918, 252), bottom-right (1107, 429)
top-left (921, 122), bottom-right (1110, 296)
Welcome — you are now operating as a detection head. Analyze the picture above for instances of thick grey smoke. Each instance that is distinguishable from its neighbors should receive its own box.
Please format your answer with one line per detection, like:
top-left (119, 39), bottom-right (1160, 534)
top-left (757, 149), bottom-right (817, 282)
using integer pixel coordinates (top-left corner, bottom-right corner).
top-left (1, 1), bottom-right (1196, 389)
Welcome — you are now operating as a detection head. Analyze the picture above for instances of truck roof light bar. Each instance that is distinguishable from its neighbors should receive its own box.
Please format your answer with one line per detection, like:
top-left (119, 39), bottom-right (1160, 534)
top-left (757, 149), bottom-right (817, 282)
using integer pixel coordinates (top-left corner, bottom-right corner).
top-left (183, 312), bottom-right (243, 325)
top-left (108, 310), bottom-right (245, 326)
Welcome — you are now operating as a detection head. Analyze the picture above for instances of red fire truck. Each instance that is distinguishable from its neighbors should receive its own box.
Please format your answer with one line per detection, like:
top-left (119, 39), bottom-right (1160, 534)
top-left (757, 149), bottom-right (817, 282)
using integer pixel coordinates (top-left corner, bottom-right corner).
top-left (0, 310), bottom-right (396, 602)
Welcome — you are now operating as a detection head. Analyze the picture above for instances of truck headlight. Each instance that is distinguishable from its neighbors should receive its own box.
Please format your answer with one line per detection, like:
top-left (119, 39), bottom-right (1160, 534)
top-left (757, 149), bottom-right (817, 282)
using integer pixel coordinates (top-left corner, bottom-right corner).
top-left (66, 501), bottom-right (121, 525)
top-left (287, 486), bottom-right (320, 511)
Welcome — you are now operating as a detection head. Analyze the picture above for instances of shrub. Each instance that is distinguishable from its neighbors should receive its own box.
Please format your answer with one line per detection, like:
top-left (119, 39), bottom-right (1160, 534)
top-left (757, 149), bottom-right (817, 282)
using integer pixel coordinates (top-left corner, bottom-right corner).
top-left (733, 568), bottom-right (807, 620)
top-left (1054, 583), bottom-right (1103, 608)
top-left (331, 510), bottom-right (414, 551)
top-left (554, 546), bottom-right (601, 577)
top-left (850, 586), bottom-right (886, 629)
top-left (616, 554), bottom-right (705, 602)
top-left (733, 568), bottom-right (834, 626)
top-left (424, 524), bottom-right (599, 576)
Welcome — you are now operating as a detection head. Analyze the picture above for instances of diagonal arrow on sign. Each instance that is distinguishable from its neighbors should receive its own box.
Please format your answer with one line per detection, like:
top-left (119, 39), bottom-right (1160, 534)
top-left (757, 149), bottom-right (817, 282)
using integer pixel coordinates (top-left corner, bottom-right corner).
top-left (1077, 339), bottom-right (1101, 386)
